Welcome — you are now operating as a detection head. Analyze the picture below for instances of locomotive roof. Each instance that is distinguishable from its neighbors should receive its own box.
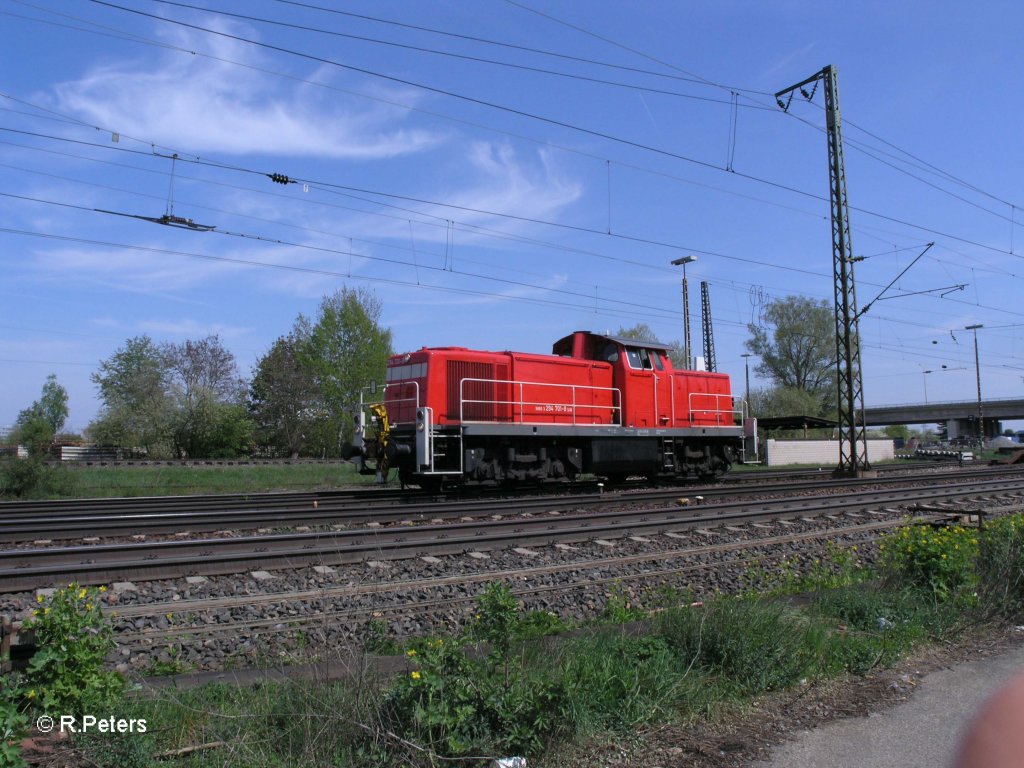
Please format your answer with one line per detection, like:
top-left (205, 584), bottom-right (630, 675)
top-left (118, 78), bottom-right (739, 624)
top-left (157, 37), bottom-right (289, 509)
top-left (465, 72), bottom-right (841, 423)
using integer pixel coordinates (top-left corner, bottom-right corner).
top-left (554, 330), bottom-right (675, 352)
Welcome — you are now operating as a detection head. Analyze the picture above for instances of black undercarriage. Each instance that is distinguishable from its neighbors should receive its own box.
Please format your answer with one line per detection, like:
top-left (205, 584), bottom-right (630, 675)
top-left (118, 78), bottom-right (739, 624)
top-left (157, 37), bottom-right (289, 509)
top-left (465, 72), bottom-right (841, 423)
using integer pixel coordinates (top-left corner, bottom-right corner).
top-left (391, 428), bottom-right (737, 490)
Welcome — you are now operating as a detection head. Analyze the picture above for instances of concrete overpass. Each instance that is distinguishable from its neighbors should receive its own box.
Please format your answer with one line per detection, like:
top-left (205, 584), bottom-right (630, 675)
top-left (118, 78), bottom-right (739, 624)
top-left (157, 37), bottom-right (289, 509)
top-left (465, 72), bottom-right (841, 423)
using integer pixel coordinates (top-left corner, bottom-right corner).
top-left (864, 398), bottom-right (1024, 439)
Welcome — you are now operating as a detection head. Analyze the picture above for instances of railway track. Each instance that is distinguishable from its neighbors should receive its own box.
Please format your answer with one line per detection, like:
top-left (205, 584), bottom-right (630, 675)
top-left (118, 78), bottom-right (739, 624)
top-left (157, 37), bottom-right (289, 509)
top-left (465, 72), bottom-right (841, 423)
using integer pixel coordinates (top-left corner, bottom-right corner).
top-left (110, 515), bottom-right (905, 647)
top-left (0, 464), bottom-right (1009, 543)
top-left (4, 473), bottom-right (1022, 593)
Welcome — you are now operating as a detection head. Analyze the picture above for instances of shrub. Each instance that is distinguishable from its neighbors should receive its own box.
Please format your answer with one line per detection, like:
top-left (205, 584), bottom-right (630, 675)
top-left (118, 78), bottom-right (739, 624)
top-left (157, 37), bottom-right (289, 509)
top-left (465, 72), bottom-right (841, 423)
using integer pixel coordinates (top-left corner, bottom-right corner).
top-left (469, 582), bottom-right (519, 659)
top-left (878, 522), bottom-right (978, 599)
top-left (0, 458), bottom-right (74, 499)
top-left (384, 584), bottom-right (569, 758)
top-left (384, 637), bottom-right (565, 757)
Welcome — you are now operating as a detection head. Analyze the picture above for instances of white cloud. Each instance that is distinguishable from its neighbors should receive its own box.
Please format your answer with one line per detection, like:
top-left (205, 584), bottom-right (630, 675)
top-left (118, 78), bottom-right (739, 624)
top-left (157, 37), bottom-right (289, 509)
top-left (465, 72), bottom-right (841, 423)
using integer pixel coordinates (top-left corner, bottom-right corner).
top-left (347, 142), bottom-right (584, 246)
top-left (454, 142), bottom-right (582, 224)
top-left (137, 318), bottom-right (250, 340)
top-left (30, 243), bottom-right (237, 297)
top-left (49, 19), bottom-right (443, 160)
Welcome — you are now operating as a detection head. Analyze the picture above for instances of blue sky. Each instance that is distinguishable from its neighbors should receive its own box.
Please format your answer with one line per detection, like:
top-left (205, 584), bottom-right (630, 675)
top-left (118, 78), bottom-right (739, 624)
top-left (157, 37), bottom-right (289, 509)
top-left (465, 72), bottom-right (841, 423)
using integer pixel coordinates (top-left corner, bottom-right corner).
top-left (2, 0), bottom-right (1022, 433)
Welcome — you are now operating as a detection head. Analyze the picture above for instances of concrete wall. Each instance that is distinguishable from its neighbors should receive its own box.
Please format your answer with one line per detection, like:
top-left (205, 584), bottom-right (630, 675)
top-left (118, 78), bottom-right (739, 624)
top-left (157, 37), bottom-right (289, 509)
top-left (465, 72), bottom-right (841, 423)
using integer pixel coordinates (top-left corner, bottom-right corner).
top-left (59, 446), bottom-right (123, 462)
top-left (766, 439), bottom-right (895, 467)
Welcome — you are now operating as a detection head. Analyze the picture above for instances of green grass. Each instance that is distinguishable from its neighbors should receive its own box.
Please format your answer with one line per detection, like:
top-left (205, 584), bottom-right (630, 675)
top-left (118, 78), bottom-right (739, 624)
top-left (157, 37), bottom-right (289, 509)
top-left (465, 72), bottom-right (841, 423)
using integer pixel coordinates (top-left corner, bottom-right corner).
top-left (66, 584), bottom-right (972, 768)
top-left (34, 462), bottom-right (375, 498)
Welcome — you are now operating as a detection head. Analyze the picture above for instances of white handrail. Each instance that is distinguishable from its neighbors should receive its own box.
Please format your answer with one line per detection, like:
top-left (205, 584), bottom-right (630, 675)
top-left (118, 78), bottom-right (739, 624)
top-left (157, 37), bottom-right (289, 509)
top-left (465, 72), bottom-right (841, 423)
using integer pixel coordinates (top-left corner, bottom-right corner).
top-left (458, 377), bottom-right (622, 426)
top-left (687, 391), bottom-right (742, 426)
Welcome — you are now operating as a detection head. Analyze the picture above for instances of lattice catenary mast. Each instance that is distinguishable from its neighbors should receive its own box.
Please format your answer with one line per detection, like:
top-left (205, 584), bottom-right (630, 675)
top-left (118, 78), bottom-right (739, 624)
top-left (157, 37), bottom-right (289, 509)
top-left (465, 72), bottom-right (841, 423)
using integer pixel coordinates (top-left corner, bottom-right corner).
top-left (775, 65), bottom-right (871, 476)
top-left (700, 280), bottom-right (717, 373)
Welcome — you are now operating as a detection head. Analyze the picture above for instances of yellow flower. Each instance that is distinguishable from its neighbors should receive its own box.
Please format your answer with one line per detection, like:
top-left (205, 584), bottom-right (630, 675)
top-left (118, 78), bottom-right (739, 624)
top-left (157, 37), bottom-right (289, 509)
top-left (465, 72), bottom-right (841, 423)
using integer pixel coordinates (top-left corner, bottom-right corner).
top-left (26, 690), bottom-right (35, 700)
top-left (78, 588), bottom-right (87, 599)
top-left (406, 649), bottom-right (416, 657)
top-left (411, 671), bottom-right (421, 680)
top-left (36, 594), bottom-right (44, 604)
top-left (86, 603), bottom-right (93, 610)
top-left (32, 609), bottom-right (39, 617)
top-left (99, 586), bottom-right (107, 593)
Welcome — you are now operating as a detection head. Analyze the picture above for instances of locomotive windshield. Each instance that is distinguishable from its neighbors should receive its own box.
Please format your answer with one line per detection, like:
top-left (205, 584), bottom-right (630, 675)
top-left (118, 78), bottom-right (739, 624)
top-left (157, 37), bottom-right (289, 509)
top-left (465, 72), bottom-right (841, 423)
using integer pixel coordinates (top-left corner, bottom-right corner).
top-left (386, 363), bottom-right (426, 381)
top-left (624, 346), bottom-right (664, 371)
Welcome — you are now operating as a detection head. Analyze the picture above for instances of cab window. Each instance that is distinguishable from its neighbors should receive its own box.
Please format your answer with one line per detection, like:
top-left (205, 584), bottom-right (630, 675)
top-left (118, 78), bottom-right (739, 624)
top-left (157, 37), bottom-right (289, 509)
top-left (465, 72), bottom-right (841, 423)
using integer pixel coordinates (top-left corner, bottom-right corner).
top-left (626, 346), bottom-right (657, 370)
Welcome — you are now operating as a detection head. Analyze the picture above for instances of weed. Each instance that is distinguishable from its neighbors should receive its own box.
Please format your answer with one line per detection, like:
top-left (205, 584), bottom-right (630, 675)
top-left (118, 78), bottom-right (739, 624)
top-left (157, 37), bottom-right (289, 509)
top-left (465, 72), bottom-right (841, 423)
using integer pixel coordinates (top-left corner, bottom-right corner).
top-left (813, 584), bottom-right (967, 675)
top-left (596, 584), bottom-right (648, 624)
top-left (878, 522), bottom-right (978, 599)
top-left (977, 514), bottom-right (1024, 617)
top-left (744, 542), bottom-right (868, 596)
top-left (513, 610), bottom-right (573, 642)
top-left (656, 597), bottom-right (826, 695)
top-left (1, 674), bottom-right (30, 768)
top-left (361, 618), bottom-right (401, 656)
top-left (142, 644), bottom-right (192, 677)
top-left (555, 631), bottom-right (686, 730)
top-left (23, 584), bottom-right (124, 714)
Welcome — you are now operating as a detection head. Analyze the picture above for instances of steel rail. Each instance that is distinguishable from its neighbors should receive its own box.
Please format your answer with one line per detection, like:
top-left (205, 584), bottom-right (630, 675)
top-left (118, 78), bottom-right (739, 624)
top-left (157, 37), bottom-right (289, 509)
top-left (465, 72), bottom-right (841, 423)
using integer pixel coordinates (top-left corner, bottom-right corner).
top-left (2, 476), bottom-right (1021, 593)
top-left (108, 517), bottom-right (905, 626)
top-left (1, 466), bottom-right (1019, 543)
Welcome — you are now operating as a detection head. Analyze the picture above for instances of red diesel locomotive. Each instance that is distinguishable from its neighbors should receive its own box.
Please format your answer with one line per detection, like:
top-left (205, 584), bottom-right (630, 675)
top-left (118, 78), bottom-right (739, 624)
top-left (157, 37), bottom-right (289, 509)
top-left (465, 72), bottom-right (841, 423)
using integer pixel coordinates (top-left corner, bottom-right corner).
top-left (351, 330), bottom-right (754, 490)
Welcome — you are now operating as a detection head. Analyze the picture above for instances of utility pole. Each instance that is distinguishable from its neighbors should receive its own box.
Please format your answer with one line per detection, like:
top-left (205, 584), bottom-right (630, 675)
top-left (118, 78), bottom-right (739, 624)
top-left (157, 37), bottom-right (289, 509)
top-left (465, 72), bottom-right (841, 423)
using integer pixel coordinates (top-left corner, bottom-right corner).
top-left (776, 65), bottom-right (871, 477)
top-left (700, 281), bottom-right (717, 372)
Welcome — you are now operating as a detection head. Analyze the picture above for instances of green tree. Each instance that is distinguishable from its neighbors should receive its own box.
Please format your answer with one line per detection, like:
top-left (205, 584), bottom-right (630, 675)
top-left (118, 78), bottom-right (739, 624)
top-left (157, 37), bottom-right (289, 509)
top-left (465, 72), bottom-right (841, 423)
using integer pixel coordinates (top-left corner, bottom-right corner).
top-left (250, 333), bottom-right (319, 457)
top-left (89, 335), bottom-right (252, 458)
top-left (749, 386), bottom-right (825, 419)
top-left (745, 296), bottom-right (835, 411)
top-left (163, 335), bottom-right (250, 458)
top-left (38, 374), bottom-right (69, 434)
top-left (300, 288), bottom-right (393, 453)
top-left (12, 374), bottom-right (70, 455)
top-left (884, 425), bottom-right (910, 440)
top-left (88, 336), bottom-right (172, 457)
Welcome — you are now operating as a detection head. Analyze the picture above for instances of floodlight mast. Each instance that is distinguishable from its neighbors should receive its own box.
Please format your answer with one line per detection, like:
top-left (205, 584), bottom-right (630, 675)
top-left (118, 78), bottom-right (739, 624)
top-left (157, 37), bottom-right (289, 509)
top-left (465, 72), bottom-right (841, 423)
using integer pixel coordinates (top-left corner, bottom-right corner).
top-left (670, 255), bottom-right (697, 369)
top-left (776, 65), bottom-right (872, 477)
